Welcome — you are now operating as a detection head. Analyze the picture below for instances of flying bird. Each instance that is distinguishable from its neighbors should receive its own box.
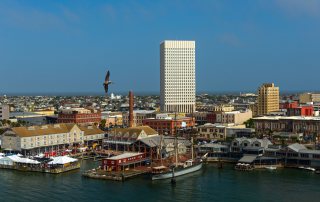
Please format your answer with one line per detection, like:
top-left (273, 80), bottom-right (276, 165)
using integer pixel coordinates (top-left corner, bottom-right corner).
top-left (103, 70), bottom-right (113, 94)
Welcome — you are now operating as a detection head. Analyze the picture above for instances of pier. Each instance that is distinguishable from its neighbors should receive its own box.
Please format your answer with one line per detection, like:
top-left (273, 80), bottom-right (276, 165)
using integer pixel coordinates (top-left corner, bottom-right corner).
top-left (83, 167), bottom-right (150, 181)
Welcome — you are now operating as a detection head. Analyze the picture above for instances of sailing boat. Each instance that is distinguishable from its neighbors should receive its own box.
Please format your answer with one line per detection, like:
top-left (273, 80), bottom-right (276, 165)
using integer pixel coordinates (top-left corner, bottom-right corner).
top-left (151, 113), bottom-right (203, 181)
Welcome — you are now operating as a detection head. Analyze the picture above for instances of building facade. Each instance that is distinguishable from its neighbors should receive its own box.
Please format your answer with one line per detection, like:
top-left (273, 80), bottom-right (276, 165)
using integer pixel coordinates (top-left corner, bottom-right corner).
top-left (257, 83), bottom-right (279, 115)
top-left (143, 117), bottom-right (195, 135)
top-left (216, 110), bottom-right (252, 125)
top-left (1, 124), bottom-right (83, 155)
top-left (122, 110), bottom-right (155, 127)
top-left (160, 40), bottom-right (196, 113)
top-left (299, 93), bottom-right (320, 104)
top-left (253, 116), bottom-right (320, 139)
top-left (57, 108), bottom-right (101, 125)
top-left (0, 104), bottom-right (9, 120)
top-left (287, 106), bottom-right (314, 117)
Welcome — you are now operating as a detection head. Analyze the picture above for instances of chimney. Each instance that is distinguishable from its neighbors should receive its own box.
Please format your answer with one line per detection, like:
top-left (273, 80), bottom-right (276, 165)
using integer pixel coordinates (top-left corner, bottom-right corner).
top-left (129, 91), bottom-right (134, 128)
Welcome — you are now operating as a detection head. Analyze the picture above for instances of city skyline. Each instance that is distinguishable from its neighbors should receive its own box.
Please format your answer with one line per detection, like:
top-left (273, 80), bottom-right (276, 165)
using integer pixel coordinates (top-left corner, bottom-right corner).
top-left (1, 0), bottom-right (320, 94)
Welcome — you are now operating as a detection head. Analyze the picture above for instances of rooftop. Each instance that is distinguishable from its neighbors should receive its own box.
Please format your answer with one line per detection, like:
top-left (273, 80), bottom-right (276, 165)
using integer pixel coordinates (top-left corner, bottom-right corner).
top-left (107, 152), bottom-right (143, 160)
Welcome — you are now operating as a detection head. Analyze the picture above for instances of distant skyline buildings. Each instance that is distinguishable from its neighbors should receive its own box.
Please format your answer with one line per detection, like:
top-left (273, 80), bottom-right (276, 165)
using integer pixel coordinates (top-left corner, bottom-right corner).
top-left (160, 40), bottom-right (195, 113)
top-left (257, 83), bottom-right (280, 116)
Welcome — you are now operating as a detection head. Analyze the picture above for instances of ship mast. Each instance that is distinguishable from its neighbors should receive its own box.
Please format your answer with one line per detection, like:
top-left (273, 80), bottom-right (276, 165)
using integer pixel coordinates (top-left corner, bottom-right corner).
top-left (174, 111), bottom-right (178, 166)
top-left (191, 112), bottom-right (194, 161)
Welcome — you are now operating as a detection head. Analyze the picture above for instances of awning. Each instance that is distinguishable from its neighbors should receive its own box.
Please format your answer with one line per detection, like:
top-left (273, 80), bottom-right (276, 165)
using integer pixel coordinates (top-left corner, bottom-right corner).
top-left (238, 155), bottom-right (257, 163)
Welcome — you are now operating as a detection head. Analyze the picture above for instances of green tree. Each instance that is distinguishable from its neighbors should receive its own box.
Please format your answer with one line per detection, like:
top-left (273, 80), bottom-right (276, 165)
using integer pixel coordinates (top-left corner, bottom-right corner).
top-left (244, 119), bottom-right (254, 128)
top-left (99, 119), bottom-right (106, 130)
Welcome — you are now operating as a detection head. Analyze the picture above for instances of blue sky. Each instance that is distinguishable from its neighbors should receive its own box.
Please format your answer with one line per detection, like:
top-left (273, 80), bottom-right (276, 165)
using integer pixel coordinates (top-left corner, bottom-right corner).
top-left (1, 0), bottom-right (320, 94)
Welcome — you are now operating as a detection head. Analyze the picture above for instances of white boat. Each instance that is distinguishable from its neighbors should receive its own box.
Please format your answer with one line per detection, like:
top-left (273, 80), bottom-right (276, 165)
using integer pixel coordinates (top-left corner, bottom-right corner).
top-left (152, 160), bottom-right (203, 181)
top-left (299, 166), bottom-right (316, 172)
top-left (265, 166), bottom-right (277, 170)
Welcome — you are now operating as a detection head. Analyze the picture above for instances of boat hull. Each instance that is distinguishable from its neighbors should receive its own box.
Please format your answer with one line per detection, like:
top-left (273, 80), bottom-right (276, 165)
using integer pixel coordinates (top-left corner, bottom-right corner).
top-left (152, 162), bottom-right (202, 181)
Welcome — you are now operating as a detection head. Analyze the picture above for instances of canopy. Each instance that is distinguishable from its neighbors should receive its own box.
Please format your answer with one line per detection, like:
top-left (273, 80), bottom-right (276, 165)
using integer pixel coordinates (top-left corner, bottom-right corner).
top-left (48, 156), bottom-right (78, 165)
top-left (238, 155), bottom-right (257, 164)
top-left (7, 155), bottom-right (40, 164)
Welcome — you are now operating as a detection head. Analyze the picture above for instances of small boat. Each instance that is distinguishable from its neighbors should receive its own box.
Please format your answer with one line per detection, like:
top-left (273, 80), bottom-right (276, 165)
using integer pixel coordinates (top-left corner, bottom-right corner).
top-left (265, 166), bottom-right (277, 170)
top-left (234, 163), bottom-right (254, 171)
top-left (298, 166), bottom-right (316, 172)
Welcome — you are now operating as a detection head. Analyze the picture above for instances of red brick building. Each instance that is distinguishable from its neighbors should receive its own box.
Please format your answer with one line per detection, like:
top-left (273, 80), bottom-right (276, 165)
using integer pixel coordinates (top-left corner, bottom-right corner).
top-left (143, 117), bottom-right (195, 135)
top-left (57, 108), bottom-right (101, 124)
top-left (280, 101), bottom-right (299, 109)
top-left (206, 113), bottom-right (217, 124)
top-left (102, 152), bottom-right (147, 171)
top-left (287, 106), bottom-right (314, 116)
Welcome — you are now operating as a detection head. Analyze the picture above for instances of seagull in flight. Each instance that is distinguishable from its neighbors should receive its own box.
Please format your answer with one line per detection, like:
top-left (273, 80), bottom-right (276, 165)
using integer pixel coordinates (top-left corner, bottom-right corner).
top-left (103, 70), bottom-right (113, 94)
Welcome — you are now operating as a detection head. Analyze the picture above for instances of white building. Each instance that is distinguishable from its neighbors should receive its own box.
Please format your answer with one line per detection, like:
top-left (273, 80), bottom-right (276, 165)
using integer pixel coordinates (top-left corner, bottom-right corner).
top-left (160, 40), bottom-right (196, 113)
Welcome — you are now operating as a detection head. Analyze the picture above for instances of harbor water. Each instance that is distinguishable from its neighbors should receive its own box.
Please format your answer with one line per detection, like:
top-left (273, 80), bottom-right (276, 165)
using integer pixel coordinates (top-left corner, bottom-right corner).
top-left (0, 161), bottom-right (320, 202)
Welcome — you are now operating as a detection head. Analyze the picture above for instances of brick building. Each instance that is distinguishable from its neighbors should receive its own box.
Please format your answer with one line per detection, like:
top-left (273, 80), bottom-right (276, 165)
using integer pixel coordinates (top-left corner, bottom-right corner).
top-left (57, 108), bottom-right (101, 125)
top-left (143, 117), bottom-right (195, 135)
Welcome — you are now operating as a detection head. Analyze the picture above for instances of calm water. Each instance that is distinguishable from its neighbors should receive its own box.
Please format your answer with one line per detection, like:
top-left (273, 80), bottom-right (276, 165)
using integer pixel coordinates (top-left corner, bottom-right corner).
top-left (0, 161), bottom-right (319, 202)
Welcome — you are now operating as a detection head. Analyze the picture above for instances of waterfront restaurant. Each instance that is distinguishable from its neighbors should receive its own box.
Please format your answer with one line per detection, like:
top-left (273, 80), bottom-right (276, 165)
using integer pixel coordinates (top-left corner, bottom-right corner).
top-left (264, 143), bottom-right (320, 168)
top-left (103, 126), bottom-right (159, 151)
top-left (0, 124), bottom-right (84, 156)
top-left (102, 152), bottom-right (148, 172)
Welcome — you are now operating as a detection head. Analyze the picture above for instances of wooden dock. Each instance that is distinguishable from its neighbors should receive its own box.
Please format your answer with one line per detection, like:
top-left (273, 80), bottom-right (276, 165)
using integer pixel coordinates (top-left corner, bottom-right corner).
top-left (82, 167), bottom-right (151, 181)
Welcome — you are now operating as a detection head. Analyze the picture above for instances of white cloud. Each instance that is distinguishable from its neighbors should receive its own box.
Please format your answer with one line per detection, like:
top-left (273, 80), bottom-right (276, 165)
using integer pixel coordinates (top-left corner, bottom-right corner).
top-left (274, 0), bottom-right (320, 18)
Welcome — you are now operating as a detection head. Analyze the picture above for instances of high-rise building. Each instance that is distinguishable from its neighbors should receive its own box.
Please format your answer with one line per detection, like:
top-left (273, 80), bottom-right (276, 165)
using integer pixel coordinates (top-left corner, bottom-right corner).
top-left (160, 40), bottom-right (196, 113)
top-left (257, 83), bottom-right (279, 115)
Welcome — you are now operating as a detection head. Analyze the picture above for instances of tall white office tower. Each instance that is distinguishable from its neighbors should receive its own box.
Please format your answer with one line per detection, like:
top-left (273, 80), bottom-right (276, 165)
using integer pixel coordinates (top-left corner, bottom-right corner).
top-left (160, 40), bottom-right (196, 113)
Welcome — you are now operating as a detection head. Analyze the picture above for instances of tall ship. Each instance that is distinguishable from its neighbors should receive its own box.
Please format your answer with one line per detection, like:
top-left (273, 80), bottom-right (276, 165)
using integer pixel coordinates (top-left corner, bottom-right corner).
top-left (151, 157), bottom-right (203, 181)
top-left (151, 114), bottom-right (204, 181)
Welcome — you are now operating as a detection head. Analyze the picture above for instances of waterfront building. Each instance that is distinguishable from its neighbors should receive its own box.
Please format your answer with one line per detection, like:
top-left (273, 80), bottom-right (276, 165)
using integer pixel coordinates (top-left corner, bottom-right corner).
top-left (103, 126), bottom-right (158, 151)
top-left (197, 123), bottom-right (253, 141)
top-left (231, 137), bottom-right (272, 154)
top-left (57, 108), bottom-right (101, 125)
top-left (122, 110), bottom-right (155, 127)
top-left (101, 152), bottom-right (147, 172)
top-left (143, 116), bottom-right (195, 135)
top-left (160, 40), bottom-right (196, 113)
top-left (80, 125), bottom-right (105, 149)
top-left (1, 124), bottom-right (83, 155)
top-left (257, 83), bottom-right (279, 115)
top-left (299, 92), bottom-right (320, 104)
top-left (0, 104), bottom-right (9, 120)
top-left (133, 135), bottom-right (191, 159)
top-left (264, 143), bottom-right (320, 168)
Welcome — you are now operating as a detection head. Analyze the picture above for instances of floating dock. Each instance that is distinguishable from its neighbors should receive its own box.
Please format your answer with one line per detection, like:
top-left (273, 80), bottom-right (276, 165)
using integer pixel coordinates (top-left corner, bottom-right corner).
top-left (82, 168), bottom-right (150, 181)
